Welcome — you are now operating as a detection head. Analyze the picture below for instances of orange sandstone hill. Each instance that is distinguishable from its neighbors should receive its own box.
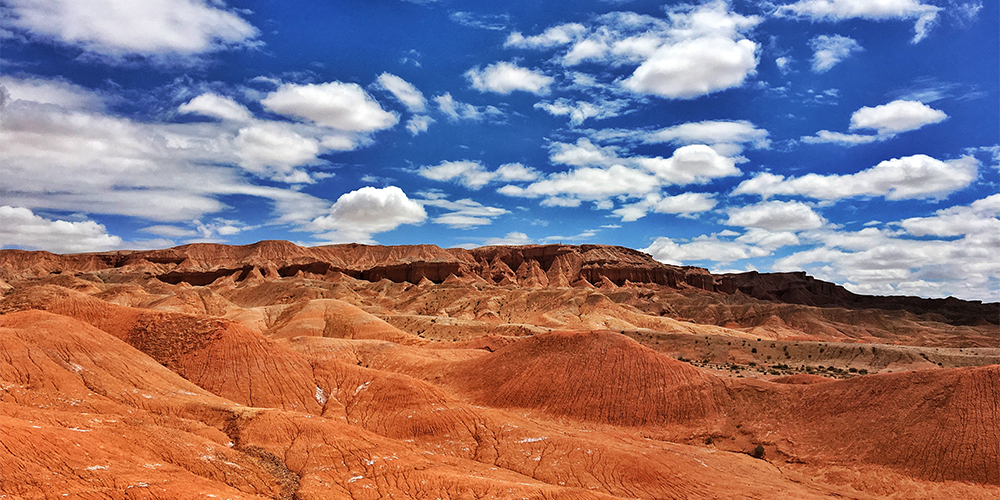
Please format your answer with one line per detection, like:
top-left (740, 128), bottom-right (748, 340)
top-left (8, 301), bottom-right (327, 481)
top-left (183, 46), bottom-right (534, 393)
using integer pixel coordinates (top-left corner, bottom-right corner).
top-left (1, 241), bottom-right (997, 499)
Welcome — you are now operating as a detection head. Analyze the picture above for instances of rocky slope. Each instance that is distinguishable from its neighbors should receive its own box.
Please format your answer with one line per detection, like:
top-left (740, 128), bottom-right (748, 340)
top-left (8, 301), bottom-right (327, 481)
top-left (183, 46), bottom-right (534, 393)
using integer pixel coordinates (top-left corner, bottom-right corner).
top-left (1, 241), bottom-right (997, 499)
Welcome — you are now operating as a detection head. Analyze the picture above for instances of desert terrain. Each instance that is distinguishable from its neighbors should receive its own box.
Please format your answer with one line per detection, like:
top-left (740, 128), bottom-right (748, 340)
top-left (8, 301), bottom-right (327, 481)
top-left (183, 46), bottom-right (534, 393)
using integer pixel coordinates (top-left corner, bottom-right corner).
top-left (1, 241), bottom-right (997, 499)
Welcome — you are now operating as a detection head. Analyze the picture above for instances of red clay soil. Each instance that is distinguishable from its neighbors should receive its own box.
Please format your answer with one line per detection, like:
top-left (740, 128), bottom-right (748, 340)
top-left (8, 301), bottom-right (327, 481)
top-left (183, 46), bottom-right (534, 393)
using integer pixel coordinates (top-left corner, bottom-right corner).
top-left (1, 241), bottom-right (998, 499)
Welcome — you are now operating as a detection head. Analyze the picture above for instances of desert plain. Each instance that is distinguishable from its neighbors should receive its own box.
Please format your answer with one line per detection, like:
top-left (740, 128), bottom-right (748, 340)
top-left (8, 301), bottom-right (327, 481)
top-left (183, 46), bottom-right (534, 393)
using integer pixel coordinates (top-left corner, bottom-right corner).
top-left (0, 241), bottom-right (997, 499)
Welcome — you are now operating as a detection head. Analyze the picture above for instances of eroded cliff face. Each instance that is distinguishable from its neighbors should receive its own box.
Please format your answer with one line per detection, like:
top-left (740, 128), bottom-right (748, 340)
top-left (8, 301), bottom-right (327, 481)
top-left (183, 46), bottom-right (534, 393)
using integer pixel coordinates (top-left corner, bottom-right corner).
top-left (2, 241), bottom-right (995, 326)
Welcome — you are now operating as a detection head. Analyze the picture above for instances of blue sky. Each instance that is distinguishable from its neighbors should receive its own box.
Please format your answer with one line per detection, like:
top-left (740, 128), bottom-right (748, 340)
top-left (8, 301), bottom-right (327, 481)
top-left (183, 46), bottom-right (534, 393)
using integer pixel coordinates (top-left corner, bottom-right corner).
top-left (1, 0), bottom-right (997, 300)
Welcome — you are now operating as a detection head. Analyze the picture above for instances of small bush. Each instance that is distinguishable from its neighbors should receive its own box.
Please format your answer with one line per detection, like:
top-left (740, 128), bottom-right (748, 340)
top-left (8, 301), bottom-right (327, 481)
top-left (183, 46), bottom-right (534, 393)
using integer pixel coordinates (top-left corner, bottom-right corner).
top-left (750, 444), bottom-right (765, 459)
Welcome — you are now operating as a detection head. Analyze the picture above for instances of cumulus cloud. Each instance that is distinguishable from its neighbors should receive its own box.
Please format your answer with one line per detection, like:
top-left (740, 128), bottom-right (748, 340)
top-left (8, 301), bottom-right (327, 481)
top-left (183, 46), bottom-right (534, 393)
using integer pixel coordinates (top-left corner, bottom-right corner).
top-left (376, 73), bottom-right (426, 112)
top-left (809, 34), bottom-right (863, 72)
top-left (800, 130), bottom-right (879, 145)
top-left (0, 206), bottom-right (123, 253)
top-left (508, 2), bottom-right (761, 99)
top-left (420, 197), bottom-right (509, 229)
top-left (500, 140), bottom-right (739, 209)
top-left (775, 217), bottom-right (1000, 300)
top-left (406, 115), bottom-right (434, 135)
top-left (775, 0), bottom-right (940, 43)
top-left (466, 61), bottom-right (554, 95)
top-left (3, 0), bottom-right (259, 59)
top-left (261, 82), bottom-right (398, 132)
top-left (899, 193), bottom-right (1000, 237)
top-left (613, 192), bottom-right (718, 221)
top-left (534, 98), bottom-right (630, 126)
top-left (623, 36), bottom-right (758, 99)
top-left (178, 93), bottom-right (252, 121)
top-left (0, 75), bottom-right (105, 110)
top-left (484, 232), bottom-right (532, 246)
top-left (434, 93), bottom-right (503, 121)
top-left (849, 99), bottom-right (948, 135)
top-left (308, 186), bottom-right (427, 243)
top-left (726, 200), bottom-right (825, 231)
top-left (418, 160), bottom-right (539, 189)
top-left (641, 234), bottom-right (771, 265)
top-left (644, 120), bottom-right (769, 156)
top-left (733, 155), bottom-right (978, 201)
top-left (0, 74), bottom-right (338, 224)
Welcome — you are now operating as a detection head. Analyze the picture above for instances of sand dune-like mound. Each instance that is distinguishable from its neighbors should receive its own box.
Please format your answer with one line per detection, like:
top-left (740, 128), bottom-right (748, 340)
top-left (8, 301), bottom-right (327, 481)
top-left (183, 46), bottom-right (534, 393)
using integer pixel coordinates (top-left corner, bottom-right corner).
top-left (2, 240), bottom-right (997, 499)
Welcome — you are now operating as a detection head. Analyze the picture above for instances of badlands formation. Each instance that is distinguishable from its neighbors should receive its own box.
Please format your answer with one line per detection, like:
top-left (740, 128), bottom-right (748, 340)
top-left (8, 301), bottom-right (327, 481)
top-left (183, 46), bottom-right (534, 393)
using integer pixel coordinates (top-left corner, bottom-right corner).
top-left (0, 241), bottom-right (997, 499)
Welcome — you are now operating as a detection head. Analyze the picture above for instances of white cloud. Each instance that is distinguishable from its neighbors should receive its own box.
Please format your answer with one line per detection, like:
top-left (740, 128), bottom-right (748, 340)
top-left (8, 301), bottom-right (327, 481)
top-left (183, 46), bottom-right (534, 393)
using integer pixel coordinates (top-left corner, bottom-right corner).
top-left (775, 0), bottom-right (940, 43)
top-left (733, 155), bottom-right (978, 201)
top-left (0, 206), bottom-right (123, 253)
top-left (466, 61), bottom-right (554, 95)
top-left (849, 99), bottom-right (948, 135)
top-left (502, 139), bottom-right (739, 208)
top-left (809, 35), bottom-right (863, 72)
top-left (800, 130), bottom-right (879, 145)
top-left (775, 220), bottom-right (1000, 301)
top-left (261, 82), bottom-right (398, 132)
top-left (406, 115), bottom-right (434, 135)
top-left (231, 123), bottom-right (322, 180)
top-left (418, 160), bottom-right (538, 189)
top-left (0, 75), bottom-right (105, 110)
top-left (3, 0), bottom-right (259, 59)
top-left (645, 120), bottom-right (770, 155)
top-left (505, 23), bottom-right (587, 48)
top-left (0, 74), bottom-right (335, 224)
top-left (614, 192), bottom-right (718, 221)
top-left (534, 98), bottom-right (630, 125)
top-left (178, 93), bottom-right (252, 121)
top-left (434, 93), bottom-right (503, 121)
top-left (726, 200), bottom-right (826, 231)
top-left (642, 234), bottom-right (771, 265)
top-left (376, 73), bottom-right (426, 112)
top-left (623, 36), bottom-right (758, 99)
top-left (509, 2), bottom-right (762, 99)
top-left (899, 194), bottom-right (1000, 237)
top-left (421, 197), bottom-right (508, 229)
top-left (308, 186), bottom-right (427, 243)
top-left (495, 163), bottom-right (539, 182)
top-left (484, 232), bottom-right (532, 246)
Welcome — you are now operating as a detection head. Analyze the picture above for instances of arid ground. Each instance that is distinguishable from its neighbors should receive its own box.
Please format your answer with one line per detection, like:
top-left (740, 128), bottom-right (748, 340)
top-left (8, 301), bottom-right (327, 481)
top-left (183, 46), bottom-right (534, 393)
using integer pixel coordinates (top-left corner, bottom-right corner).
top-left (1, 241), bottom-right (997, 499)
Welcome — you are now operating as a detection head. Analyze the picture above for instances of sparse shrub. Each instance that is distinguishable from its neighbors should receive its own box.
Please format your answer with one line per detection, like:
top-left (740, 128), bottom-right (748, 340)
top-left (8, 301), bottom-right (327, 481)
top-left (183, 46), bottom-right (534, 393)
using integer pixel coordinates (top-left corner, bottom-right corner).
top-left (849, 367), bottom-right (857, 373)
top-left (858, 369), bottom-right (868, 375)
top-left (750, 444), bottom-right (765, 459)
top-left (751, 347), bottom-right (757, 353)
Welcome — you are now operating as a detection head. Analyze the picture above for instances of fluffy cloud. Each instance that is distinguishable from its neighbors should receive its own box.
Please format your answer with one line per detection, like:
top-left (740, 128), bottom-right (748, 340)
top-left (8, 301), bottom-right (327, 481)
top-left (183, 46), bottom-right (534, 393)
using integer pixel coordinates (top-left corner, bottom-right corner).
top-left (800, 130), bottom-right (879, 145)
top-left (376, 73), bottom-right (426, 112)
top-left (418, 161), bottom-right (539, 189)
top-left (849, 99), bottom-right (948, 135)
top-left (434, 93), bottom-right (503, 121)
top-left (508, 2), bottom-right (761, 100)
top-left (733, 155), bottom-right (978, 201)
top-left (809, 35), bottom-right (863, 72)
top-left (178, 93), bottom-right (252, 122)
top-left (0, 74), bottom-right (337, 224)
top-left (3, 0), bottom-right (258, 59)
top-left (420, 197), bottom-right (508, 229)
top-left (0, 75), bottom-right (105, 110)
top-left (775, 222), bottom-right (1000, 301)
top-left (0, 206), bottom-right (123, 253)
top-left (261, 82), bottom-right (398, 132)
top-left (642, 234), bottom-right (771, 265)
top-left (500, 140), bottom-right (739, 209)
top-left (623, 37), bottom-right (758, 99)
top-left (613, 192), bottom-right (718, 222)
top-left (899, 194), bottom-right (1000, 237)
top-left (484, 232), bottom-right (532, 246)
top-left (405, 115), bottom-right (434, 135)
top-left (775, 0), bottom-right (940, 43)
top-left (644, 120), bottom-right (770, 156)
top-left (534, 98), bottom-right (630, 126)
top-left (309, 186), bottom-right (427, 243)
top-left (466, 61), bottom-right (554, 95)
top-left (725, 200), bottom-right (826, 231)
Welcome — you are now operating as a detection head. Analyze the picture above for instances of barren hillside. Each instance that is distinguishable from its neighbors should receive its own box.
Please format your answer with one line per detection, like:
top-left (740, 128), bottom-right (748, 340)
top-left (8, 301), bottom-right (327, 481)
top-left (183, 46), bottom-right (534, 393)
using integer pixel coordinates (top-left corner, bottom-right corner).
top-left (1, 242), bottom-right (997, 499)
